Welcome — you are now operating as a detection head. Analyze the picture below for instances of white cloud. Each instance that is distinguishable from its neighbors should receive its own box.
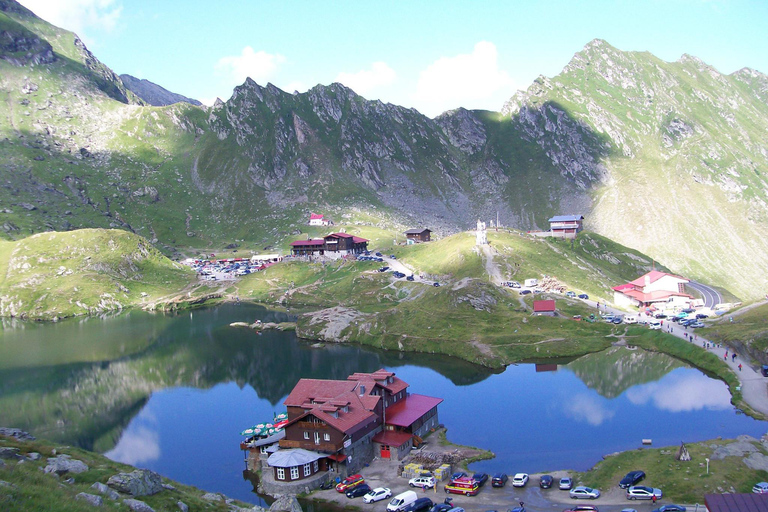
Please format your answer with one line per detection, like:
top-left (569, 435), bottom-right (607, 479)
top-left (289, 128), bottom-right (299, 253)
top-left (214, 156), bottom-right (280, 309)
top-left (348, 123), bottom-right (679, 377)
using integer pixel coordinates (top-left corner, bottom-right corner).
top-left (214, 46), bottom-right (286, 86)
top-left (412, 41), bottom-right (515, 117)
top-left (562, 393), bottom-right (616, 426)
top-left (105, 425), bottom-right (160, 466)
top-left (626, 372), bottom-right (731, 412)
top-left (18, 0), bottom-right (122, 35)
top-left (335, 61), bottom-right (396, 96)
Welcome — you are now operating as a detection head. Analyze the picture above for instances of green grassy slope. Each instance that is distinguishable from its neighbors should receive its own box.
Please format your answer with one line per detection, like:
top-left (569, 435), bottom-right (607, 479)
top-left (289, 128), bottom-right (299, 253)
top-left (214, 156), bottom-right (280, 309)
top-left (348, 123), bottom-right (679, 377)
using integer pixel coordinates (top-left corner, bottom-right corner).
top-left (0, 228), bottom-right (196, 319)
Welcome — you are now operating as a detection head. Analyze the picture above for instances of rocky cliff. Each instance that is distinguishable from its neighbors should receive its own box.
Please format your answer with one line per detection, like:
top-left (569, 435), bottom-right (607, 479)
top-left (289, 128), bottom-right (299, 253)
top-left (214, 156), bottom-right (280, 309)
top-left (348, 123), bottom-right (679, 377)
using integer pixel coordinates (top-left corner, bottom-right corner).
top-left (120, 74), bottom-right (202, 106)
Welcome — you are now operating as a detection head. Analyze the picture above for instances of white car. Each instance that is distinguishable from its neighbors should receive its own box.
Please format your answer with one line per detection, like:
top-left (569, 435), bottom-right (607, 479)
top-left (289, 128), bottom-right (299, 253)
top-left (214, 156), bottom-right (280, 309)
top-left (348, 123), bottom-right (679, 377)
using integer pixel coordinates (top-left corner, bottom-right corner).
top-left (364, 487), bottom-right (392, 503)
top-left (648, 321), bottom-right (661, 330)
top-left (409, 476), bottom-right (436, 489)
top-left (512, 473), bottom-right (529, 487)
top-left (570, 486), bottom-right (601, 499)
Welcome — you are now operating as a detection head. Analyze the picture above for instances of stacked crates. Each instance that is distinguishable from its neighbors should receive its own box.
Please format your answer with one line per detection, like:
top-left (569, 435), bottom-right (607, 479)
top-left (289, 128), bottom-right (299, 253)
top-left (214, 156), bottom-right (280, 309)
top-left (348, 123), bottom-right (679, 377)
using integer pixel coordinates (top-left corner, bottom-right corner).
top-left (401, 463), bottom-right (423, 479)
top-left (434, 464), bottom-right (451, 481)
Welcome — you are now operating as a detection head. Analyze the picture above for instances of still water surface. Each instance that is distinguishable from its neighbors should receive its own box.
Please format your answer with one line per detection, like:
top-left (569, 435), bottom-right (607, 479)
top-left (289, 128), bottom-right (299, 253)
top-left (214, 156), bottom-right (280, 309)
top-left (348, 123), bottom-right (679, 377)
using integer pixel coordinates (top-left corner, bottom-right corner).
top-left (1, 304), bottom-right (765, 504)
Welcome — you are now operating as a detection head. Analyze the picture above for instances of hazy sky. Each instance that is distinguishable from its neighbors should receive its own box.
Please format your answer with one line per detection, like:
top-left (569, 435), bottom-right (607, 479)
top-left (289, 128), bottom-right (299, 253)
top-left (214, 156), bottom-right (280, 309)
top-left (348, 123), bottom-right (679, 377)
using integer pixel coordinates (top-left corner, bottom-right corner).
top-left (17, 0), bottom-right (768, 117)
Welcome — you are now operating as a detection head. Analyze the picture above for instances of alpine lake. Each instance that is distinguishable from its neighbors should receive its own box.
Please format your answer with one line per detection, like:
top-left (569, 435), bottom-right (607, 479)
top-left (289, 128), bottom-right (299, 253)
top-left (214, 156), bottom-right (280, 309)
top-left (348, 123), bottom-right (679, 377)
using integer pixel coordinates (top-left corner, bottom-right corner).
top-left (1, 303), bottom-right (765, 506)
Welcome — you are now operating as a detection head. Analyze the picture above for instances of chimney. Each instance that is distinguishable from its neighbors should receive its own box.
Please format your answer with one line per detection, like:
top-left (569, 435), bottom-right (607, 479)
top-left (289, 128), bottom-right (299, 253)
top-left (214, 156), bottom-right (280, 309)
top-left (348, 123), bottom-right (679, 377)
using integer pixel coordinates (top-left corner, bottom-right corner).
top-left (644, 275), bottom-right (651, 288)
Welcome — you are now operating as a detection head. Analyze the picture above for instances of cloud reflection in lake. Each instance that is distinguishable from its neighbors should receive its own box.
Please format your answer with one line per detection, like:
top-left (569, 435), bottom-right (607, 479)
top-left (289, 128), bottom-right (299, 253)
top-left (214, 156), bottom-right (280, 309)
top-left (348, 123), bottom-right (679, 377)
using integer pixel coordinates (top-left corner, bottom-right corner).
top-left (562, 393), bottom-right (616, 426)
top-left (626, 371), bottom-right (732, 412)
top-left (106, 424), bottom-right (160, 466)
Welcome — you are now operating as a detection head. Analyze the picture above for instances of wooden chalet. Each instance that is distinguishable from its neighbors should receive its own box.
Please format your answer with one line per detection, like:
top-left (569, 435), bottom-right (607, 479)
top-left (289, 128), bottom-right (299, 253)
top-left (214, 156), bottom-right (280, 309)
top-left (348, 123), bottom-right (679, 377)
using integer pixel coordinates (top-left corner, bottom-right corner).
top-left (289, 233), bottom-right (369, 258)
top-left (404, 228), bottom-right (431, 243)
top-left (274, 369), bottom-right (442, 482)
top-left (548, 215), bottom-right (584, 238)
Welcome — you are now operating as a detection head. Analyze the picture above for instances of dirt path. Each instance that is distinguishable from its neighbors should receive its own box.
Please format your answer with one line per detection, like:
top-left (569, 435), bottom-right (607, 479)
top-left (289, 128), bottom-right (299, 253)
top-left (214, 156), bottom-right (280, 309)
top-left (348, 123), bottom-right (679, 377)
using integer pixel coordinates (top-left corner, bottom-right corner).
top-left (479, 244), bottom-right (502, 285)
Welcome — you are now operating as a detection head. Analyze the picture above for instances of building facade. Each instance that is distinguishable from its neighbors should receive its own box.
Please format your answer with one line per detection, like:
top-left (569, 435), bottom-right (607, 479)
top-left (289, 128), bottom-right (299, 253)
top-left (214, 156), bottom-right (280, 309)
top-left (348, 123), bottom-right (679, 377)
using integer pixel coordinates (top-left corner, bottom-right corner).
top-left (404, 228), bottom-right (431, 243)
top-left (289, 233), bottom-right (369, 258)
top-left (548, 215), bottom-right (584, 238)
top-left (612, 270), bottom-right (692, 309)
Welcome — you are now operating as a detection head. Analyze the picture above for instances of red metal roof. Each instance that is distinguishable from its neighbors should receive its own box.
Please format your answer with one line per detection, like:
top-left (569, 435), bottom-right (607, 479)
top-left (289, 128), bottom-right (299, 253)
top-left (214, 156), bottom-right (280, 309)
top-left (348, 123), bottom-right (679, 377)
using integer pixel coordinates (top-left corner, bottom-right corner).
top-left (289, 239), bottom-right (324, 247)
top-left (309, 213), bottom-right (324, 219)
top-left (705, 493), bottom-right (768, 512)
top-left (628, 270), bottom-right (688, 288)
top-left (372, 430), bottom-right (413, 447)
top-left (384, 394), bottom-right (443, 428)
top-left (533, 300), bottom-right (556, 312)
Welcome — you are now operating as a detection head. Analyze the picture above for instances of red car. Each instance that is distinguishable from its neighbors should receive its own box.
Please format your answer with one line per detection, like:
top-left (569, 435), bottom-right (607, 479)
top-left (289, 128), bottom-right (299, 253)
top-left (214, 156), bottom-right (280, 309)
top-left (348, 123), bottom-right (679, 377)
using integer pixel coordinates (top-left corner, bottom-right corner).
top-left (336, 474), bottom-right (365, 493)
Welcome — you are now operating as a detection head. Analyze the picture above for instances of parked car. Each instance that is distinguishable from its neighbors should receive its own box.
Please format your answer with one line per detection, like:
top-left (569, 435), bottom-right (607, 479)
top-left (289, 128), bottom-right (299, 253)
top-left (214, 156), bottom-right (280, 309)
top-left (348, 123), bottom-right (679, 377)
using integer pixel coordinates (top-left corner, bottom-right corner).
top-left (388, 491), bottom-right (419, 512)
top-left (347, 484), bottom-right (372, 498)
top-left (491, 473), bottom-right (508, 487)
top-left (403, 498), bottom-right (434, 512)
top-left (472, 473), bottom-right (489, 487)
top-left (566, 291), bottom-right (576, 298)
top-left (378, 266), bottom-right (390, 272)
top-left (654, 313), bottom-right (667, 319)
top-left (390, 255), bottom-right (397, 259)
top-left (509, 507), bottom-right (525, 512)
top-left (433, 282), bottom-right (440, 287)
top-left (612, 317), bottom-right (623, 324)
top-left (753, 482), bottom-right (768, 494)
top-left (364, 488), bottom-right (392, 503)
top-left (619, 471), bottom-right (646, 489)
top-left (407, 275), bottom-right (415, 281)
top-left (451, 472), bottom-right (467, 480)
top-left (570, 486), bottom-right (600, 499)
top-left (520, 289), bottom-right (532, 295)
top-left (689, 321), bottom-right (705, 328)
top-left (409, 476), bottom-right (437, 489)
top-left (540, 475), bottom-right (554, 488)
top-left (429, 504), bottom-right (453, 512)
top-left (652, 506), bottom-right (686, 512)
top-left (510, 281), bottom-right (521, 288)
top-left (375, 252), bottom-right (383, 257)
top-left (336, 474), bottom-right (365, 492)
top-left (626, 486), bottom-right (662, 500)
top-left (648, 321), bottom-right (662, 330)
top-left (560, 477), bottom-right (573, 490)
top-left (578, 293), bottom-right (589, 299)
top-left (696, 313), bottom-right (709, 319)
top-left (512, 473), bottom-right (529, 487)
top-left (564, 506), bottom-right (599, 512)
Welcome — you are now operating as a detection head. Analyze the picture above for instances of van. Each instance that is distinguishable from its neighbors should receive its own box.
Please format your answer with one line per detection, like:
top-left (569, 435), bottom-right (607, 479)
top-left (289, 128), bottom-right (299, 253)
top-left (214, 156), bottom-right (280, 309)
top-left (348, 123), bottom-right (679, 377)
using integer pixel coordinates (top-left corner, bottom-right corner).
top-left (387, 490), bottom-right (418, 512)
top-left (624, 316), bottom-right (637, 324)
top-left (524, 278), bottom-right (538, 287)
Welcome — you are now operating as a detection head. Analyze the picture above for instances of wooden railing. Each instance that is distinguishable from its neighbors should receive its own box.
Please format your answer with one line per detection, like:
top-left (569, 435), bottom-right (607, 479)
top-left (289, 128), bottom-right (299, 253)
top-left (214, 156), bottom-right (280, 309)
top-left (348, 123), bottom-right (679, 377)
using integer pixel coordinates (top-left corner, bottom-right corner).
top-left (279, 439), bottom-right (340, 452)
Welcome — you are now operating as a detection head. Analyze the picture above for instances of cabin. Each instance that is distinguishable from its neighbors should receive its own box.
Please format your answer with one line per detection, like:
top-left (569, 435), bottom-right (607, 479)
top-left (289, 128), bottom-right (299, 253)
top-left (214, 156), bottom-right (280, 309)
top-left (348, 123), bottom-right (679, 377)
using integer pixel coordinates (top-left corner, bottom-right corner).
top-left (548, 215), bottom-right (584, 238)
top-left (533, 299), bottom-right (556, 316)
top-left (612, 270), bottom-right (692, 309)
top-left (267, 369), bottom-right (442, 486)
top-left (404, 228), bottom-right (431, 244)
top-left (308, 213), bottom-right (332, 226)
top-left (289, 233), bottom-right (369, 258)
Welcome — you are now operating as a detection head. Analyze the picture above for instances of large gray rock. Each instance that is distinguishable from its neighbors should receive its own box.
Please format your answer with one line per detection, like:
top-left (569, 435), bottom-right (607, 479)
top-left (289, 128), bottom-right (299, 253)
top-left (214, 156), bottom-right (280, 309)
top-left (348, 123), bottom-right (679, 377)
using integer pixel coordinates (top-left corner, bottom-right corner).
top-left (43, 454), bottom-right (89, 475)
top-left (91, 481), bottom-right (120, 500)
top-left (107, 469), bottom-right (164, 496)
top-left (75, 492), bottom-right (103, 507)
top-left (123, 498), bottom-right (155, 512)
top-left (269, 494), bottom-right (302, 512)
top-left (177, 501), bottom-right (189, 512)
top-left (0, 447), bottom-right (20, 460)
top-left (202, 492), bottom-right (223, 501)
top-left (0, 428), bottom-right (35, 441)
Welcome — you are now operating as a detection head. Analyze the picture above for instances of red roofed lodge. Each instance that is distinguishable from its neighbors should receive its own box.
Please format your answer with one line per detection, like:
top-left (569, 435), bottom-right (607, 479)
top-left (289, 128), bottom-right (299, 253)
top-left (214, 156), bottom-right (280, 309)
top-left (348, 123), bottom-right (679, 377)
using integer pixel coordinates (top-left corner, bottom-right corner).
top-left (289, 232), bottom-right (369, 258)
top-left (612, 270), bottom-right (692, 309)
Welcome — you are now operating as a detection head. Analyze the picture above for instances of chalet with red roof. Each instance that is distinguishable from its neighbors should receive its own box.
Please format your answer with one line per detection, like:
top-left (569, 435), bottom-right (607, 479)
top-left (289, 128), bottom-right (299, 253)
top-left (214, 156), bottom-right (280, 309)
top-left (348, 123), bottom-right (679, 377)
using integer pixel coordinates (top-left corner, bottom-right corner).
top-left (289, 232), bottom-right (368, 258)
top-left (308, 213), bottom-right (332, 226)
top-left (533, 299), bottom-right (557, 316)
top-left (268, 369), bottom-right (442, 486)
top-left (612, 270), bottom-right (692, 308)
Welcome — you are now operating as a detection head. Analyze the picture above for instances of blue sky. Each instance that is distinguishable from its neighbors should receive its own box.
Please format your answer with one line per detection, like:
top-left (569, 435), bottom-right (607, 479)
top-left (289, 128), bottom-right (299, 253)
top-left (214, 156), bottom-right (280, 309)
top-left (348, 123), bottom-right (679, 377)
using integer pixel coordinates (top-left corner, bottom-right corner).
top-left (17, 0), bottom-right (768, 117)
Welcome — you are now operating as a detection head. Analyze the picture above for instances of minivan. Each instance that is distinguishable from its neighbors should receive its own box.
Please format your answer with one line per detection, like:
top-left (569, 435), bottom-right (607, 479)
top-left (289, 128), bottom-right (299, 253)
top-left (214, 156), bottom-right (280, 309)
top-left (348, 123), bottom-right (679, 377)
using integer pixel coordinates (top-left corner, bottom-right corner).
top-left (388, 490), bottom-right (418, 512)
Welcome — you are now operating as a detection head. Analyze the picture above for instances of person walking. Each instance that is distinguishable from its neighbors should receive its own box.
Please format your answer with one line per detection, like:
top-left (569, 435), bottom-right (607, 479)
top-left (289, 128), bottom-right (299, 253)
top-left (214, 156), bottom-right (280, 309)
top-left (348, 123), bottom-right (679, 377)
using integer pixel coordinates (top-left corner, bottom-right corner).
top-left (739, 364), bottom-right (743, 371)
top-left (725, 351), bottom-right (729, 361)
top-left (652, 495), bottom-right (657, 505)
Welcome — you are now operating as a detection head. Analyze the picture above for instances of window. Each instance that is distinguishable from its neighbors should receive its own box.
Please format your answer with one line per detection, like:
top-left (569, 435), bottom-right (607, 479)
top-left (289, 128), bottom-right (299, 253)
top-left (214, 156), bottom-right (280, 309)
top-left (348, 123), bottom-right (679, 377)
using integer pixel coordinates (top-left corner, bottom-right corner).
top-left (290, 467), bottom-right (299, 479)
top-left (277, 468), bottom-right (285, 480)
top-left (313, 460), bottom-right (319, 472)
top-left (303, 431), bottom-right (309, 440)
top-left (303, 463), bottom-right (311, 476)
top-left (324, 433), bottom-right (330, 441)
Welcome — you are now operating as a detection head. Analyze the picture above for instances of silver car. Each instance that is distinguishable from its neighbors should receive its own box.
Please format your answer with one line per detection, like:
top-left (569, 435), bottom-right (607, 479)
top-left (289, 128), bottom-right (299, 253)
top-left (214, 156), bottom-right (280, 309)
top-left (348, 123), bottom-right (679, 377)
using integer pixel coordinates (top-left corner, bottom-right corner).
top-left (570, 486), bottom-right (601, 499)
top-left (627, 486), bottom-right (662, 500)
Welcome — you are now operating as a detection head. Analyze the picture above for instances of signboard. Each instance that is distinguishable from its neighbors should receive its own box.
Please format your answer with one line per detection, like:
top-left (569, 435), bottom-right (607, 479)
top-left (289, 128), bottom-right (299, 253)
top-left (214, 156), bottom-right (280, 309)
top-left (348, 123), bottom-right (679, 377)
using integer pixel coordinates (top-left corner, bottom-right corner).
top-left (343, 439), bottom-right (351, 448)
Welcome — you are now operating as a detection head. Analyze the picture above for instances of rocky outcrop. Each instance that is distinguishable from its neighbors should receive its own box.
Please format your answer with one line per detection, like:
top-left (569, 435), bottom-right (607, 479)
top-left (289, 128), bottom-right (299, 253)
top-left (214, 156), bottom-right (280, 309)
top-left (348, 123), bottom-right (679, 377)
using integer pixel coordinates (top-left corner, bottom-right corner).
top-left (43, 454), bottom-right (89, 475)
top-left (269, 495), bottom-right (302, 512)
top-left (120, 75), bottom-right (202, 107)
top-left (123, 499), bottom-right (155, 512)
top-left (107, 469), bottom-right (164, 496)
top-left (75, 492), bottom-right (104, 507)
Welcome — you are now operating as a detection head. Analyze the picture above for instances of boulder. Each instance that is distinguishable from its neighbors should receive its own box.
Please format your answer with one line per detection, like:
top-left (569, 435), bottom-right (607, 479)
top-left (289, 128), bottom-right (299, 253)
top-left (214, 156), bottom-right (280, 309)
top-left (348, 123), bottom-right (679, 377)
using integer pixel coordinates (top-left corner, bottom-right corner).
top-left (177, 501), bottom-right (189, 512)
top-left (269, 494), bottom-right (302, 512)
top-left (123, 498), bottom-right (156, 512)
top-left (202, 492), bottom-right (223, 501)
top-left (43, 454), bottom-right (89, 475)
top-left (107, 469), bottom-right (164, 496)
top-left (0, 447), bottom-right (20, 460)
top-left (91, 482), bottom-right (120, 500)
top-left (75, 492), bottom-right (103, 507)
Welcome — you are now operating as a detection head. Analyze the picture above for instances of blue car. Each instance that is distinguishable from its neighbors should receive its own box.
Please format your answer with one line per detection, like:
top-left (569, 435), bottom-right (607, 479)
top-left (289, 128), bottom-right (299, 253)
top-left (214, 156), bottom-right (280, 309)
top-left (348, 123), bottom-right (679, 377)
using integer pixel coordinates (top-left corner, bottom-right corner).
top-left (578, 293), bottom-right (589, 299)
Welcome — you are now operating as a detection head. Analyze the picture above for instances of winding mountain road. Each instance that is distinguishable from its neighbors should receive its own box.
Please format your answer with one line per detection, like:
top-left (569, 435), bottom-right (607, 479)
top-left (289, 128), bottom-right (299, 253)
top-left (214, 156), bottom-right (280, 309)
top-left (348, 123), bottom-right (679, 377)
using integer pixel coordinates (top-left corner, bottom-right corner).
top-left (687, 280), bottom-right (722, 308)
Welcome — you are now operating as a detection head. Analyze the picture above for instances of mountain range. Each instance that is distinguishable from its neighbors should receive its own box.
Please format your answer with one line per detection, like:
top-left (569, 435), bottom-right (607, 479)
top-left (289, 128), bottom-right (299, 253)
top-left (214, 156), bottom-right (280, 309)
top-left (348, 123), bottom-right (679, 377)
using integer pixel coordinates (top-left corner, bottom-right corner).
top-left (0, 0), bottom-right (767, 299)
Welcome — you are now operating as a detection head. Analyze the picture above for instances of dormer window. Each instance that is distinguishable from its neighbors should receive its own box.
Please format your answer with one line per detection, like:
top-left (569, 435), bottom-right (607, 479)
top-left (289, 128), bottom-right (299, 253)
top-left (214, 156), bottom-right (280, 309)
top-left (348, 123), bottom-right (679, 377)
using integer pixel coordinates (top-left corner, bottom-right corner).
top-left (342, 405), bottom-right (349, 413)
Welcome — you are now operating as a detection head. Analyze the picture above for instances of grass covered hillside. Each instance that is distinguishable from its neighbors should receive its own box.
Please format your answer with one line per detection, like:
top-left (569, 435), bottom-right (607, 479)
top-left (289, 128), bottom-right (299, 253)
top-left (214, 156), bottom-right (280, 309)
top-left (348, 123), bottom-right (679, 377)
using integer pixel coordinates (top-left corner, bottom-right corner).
top-left (705, 303), bottom-right (768, 365)
top-left (235, 230), bottom-right (673, 367)
top-left (0, 228), bottom-right (195, 319)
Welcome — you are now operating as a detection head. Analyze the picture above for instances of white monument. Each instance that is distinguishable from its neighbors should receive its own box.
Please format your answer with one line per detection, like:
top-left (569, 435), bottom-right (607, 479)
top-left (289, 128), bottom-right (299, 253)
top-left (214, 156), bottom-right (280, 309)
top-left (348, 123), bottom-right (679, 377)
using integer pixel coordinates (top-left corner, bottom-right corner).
top-left (476, 219), bottom-right (488, 245)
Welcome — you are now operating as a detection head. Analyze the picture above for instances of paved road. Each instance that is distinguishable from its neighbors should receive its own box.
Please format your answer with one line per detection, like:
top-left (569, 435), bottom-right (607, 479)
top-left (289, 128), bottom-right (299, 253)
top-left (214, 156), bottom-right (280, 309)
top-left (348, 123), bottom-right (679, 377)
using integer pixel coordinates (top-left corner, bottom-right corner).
top-left (687, 280), bottom-right (722, 308)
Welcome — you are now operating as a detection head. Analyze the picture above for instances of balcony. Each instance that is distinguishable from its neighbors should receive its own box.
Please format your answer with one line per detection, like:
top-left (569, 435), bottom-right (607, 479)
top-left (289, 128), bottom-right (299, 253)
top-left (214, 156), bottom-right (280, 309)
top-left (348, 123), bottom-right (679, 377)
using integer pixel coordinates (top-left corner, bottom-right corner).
top-left (279, 439), bottom-right (340, 452)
